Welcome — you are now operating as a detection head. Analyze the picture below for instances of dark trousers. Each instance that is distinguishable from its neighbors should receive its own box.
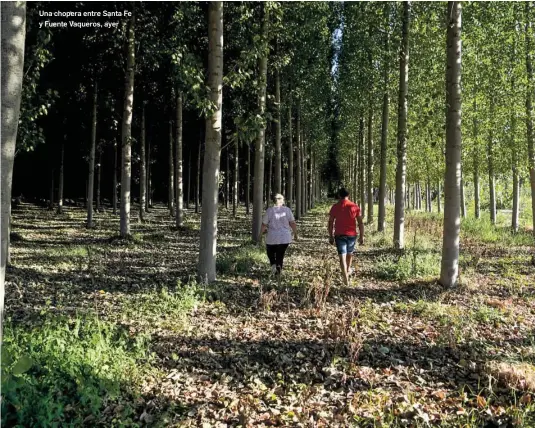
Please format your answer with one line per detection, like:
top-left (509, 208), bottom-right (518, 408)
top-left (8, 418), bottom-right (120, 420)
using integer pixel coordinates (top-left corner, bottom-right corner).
top-left (266, 244), bottom-right (289, 271)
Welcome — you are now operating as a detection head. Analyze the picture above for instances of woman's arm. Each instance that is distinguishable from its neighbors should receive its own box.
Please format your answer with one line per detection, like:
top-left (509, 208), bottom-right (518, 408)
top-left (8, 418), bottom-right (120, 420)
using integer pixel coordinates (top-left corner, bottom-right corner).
top-left (289, 221), bottom-right (298, 240)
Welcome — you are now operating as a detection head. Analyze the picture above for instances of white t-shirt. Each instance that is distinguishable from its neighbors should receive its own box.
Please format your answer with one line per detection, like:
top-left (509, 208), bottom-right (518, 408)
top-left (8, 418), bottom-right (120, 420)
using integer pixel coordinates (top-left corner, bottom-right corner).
top-left (262, 206), bottom-right (295, 245)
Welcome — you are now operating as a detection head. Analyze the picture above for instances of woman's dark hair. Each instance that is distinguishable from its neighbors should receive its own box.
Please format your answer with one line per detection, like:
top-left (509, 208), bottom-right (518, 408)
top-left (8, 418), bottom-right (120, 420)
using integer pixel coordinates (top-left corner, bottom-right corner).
top-left (338, 188), bottom-right (349, 198)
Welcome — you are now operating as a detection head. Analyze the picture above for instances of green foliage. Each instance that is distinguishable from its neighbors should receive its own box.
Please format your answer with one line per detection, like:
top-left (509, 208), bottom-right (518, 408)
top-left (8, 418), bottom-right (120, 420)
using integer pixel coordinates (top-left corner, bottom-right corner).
top-left (1, 315), bottom-right (151, 427)
top-left (375, 250), bottom-right (441, 282)
top-left (216, 243), bottom-right (268, 274)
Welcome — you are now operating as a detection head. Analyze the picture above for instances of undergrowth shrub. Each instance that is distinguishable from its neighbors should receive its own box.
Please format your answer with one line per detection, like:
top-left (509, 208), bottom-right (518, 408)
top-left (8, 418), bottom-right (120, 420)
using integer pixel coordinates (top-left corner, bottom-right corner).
top-left (374, 250), bottom-right (440, 281)
top-left (1, 314), bottom-right (151, 427)
top-left (216, 243), bottom-right (268, 274)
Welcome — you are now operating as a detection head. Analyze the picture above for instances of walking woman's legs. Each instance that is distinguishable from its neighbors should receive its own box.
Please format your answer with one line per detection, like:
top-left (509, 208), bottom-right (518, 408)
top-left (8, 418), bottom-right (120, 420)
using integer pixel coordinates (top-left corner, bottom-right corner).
top-left (266, 244), bottom-right (277, 273)
top-left (275, 244), bottom-right (290, 273)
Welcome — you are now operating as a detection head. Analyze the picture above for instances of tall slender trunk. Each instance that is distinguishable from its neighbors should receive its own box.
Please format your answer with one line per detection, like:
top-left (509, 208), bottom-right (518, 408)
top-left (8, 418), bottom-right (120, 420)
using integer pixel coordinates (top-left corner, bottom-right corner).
top-left (139, 105), bottom-right (146, 220)
top-left (511, 101), bottom-right (519, 231)
top-left (525, 2), bottom-right (535, 236)
top-left (246, 143), bottom-right (251, 214)
top-left (266, 150), bottom-right (272, 208)
top-left (275, 69), bottom-right (282, 194)
top-left (437, 182), bottom-right (441, 213)
top-left (168, 120), bottom-right (174, 215)
top-left (301, 134), bottom-right (306, 216)
top-left (195, 133), bottom-right (201, 214)
top-left (186, 148), bottom-right (191, 209)
top-left (488, 100), bottom-right (496, 225)
top-left (378, 5), bottom-right (390, 232)
top-left (286, 101), bottom-right (293, 209)
top-left (147, 139), bottom-right (151, 211)
top-left (426, 175), bottom-right (432, 212)
top-left (296, 100), bottom-right (302, 220)
top-left (358, 118), bottom-right (366, 213)
top-left (87, 82), bottom-right (97, 227)
top-left (120, 9), bottom-right (135, 238)
top-left (198, 1), bottom-right (223, 282)
top-left (175, 92), bottom-right (184, 228)
top-left (113, 140), bottom-right (118, 214)
top-left (394, 1), bottom-right (411, 249)
top-left (1, 0), bottom-right (25, 343)
top-left (473, 107), bottom-right (480, 219)
top-left (225, 145), bottom-right (230, 209)
top-left (440, 1), bottom-right (462, 287)
top-left (57, 138), bottom-right (65, 213)
top-left (310, 151), bottom-right (314, 208)
top-left (96, 152), bottom-right (101, 212)
top-left (367, 108), bottom-right (374, 223)
top-left (353, 138), bottom-right (359, 203)
top-left (233, 137), bottom-right (239, 216)
top-left (49, 169), bottom-right (54, 210)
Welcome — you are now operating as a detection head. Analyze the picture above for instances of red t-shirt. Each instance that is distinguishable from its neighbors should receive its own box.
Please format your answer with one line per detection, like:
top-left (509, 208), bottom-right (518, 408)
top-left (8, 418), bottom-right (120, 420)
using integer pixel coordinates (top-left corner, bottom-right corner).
top-left (329, 199), bottom-right (360, 236)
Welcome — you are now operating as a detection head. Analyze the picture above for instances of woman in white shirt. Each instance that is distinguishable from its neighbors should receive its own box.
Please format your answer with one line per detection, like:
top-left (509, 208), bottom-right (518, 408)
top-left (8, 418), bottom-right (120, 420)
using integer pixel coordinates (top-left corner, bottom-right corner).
top-left (260, 194), bottom-right (298, 275)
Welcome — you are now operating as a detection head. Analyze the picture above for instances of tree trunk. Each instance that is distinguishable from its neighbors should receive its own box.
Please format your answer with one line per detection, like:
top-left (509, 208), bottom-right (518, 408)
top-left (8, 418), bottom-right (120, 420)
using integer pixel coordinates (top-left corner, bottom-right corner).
top-left (199, 1), bottom-right (223, 282)
top-left (120, 10), bottom-right (135, 238)
top-left (147, 139), bottom-right (151, 211)
top-left (225, 145), bottom-right (230, 209)
top-left (57, 138), bottom-right (65, 214)
top-left (301, 134), bottom-right (306, 216)
top-left (367, 108), bottom-right (374, 223)
top-left (168, 120), bottom-right (174, 216)
top-left (353, 139), bottom-right (358, 203)
top-left (245, 144), bottom-right (251, 214)
top-left (437, 182), bottom-right (441, 213)
top-left (426, 176), bottom-right (432, 212)
top-left (195, 134), bottom-right (201, 214)
top-left (275, 69), bottom-right (282, 194)
top-left (296, 101), bottom-right (302, 220)
top-left (186, 148), bottom-right (191, 209)
top-left (525, 2), bottom-right (535, 236)
top-left (393, 1), bottom-right (410, 249)
top-left (113, 140), bottom-right (118, 214)
top-left (175, 92), bottom-right (184, 228)
top-left (358, 118), bottom-right (365, 212)
top-left (139, 105), bottom-right (146, 220)
top-left (286, 101), bottom-right (293, 209)
top-left (87, 82), bottom-right (97, 227)
top-left (1, 0), bottom-right (26, 343)
top-left (266, 150), bottom-right (273, 208)
top-left (49, 169), bottom-right (55, 210)
top-left (488, 101), bottom-right (496, 225)
top-left (96, 152), bottom-right (101, 212)
top-left (233, 137), bottom-right (239, 217)
top-left (440, 1), bottom-right (462, 287)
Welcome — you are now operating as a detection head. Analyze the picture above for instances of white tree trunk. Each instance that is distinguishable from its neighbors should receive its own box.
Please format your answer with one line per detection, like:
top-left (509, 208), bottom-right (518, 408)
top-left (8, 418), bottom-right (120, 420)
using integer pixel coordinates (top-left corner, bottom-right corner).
top-left (440, 1), bottom-right (462, 287)
top-left (169, 119), bottom-right (174, 215)
top-left (275, 69), bottom-right (282, 194)
top-left (1, 0), bottom-right (26, 345)
top-left (87, 82), bottom-right (97, 228)
top-left (286, 101), bottom-right (293, 209)
top-left (367, 108), bottom-right (374, 223)
top-left (140, 104), bottom-right (146, 220)
top-left (233, 136), bottom-right (238, 216)
top-left (296, 101), bottom-right (302, 219)
top-left (393, 1), bottom-right (410, 249)
top-left (120, 10), bottom-right (135, 238)
top-left (198, 1), bottom-right (223, 282)
top-left (176, 92), bottom-right (184, 228)
top-left (525, 2), bottom-right (535, 236)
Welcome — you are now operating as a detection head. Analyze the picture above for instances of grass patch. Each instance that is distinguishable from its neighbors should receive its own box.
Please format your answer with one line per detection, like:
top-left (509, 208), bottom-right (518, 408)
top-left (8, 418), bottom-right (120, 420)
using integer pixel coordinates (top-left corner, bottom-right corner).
top-left (216, 243), bottom-right (268, 274)
top-left (121, 282), bottom-right (199, 331)
top-left (1, 314), bottom-right (151, 427)
top-left (42, 245), bottom-right (89, 258)
top-left (462, 216), bottom-right (534, 246)
top-left (375, 250), bottom-right (441, 281)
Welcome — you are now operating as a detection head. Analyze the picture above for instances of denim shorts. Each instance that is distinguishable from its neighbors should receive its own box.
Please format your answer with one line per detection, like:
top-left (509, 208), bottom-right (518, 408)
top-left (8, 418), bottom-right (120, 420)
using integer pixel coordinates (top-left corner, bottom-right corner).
top-left (335, 235), bottom-right (356, 255)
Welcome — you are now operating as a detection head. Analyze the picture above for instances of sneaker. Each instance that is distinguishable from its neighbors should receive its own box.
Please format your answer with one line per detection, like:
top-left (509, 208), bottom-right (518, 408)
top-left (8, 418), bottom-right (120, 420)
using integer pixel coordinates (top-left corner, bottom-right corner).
top-left (271, 265), bottom-right (277, 275)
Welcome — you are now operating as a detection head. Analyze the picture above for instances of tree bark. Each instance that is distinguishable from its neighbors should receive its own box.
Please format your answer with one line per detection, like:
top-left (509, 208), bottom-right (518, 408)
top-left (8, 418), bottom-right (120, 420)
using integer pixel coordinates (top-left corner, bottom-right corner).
top-left (87, 82), bottom-right (97, 227)
top-left (246, 143), bottom-right (251, 214)
top-left (358, 118), bottom-right (365, 213)
top-left (286, 101), bottom-right (293, 209)
top-left (175, 92), bottom-right (184, 228)
top-left (266, 149), bottom-right (273, 208)
top-left (525, 2), bottom-right (535, 236)
top-left (57, 137), bottom-right (65, 213)
top-left (488, 100), bottom-right (496, 225)
top-left (186, 147), bottom-right (191, 209)
top-left (168, 119), bottom-right (174, 216)
top-left (367, 108), bottom-right (374, 223)
top-left (296, 101), bottom-right (302, 220)
top-left (147, 138), bottom-right (151, 211)
top-left (225, 145), bottom-right (230, 209)
top-left (473, 103), bottom-right (480, 219)
top-left (440, 1), bottom-right (462, 287)
top-left (1, 0), bottom-right (26, 343)
top-left (113, 139), bottom-right (118, 214)
top-left (120, 9), bottom-right (135, 238)
top-left (233, 136), bottom-right (239, 216)
top-left (195, 133), bottom-right (201, 214)
top-left (139, 105), bottom-right (146, 220)
top-left (96, 152), bottom-right (101, 212)
top-left (511, 105), bottom-right (519, 231)
top-left (275, 69), bottom-right (282, 194)
top-left (198, 1), bottom-right (223, 282)
top-left (437, 182), bottom-right (441, 213)
top-left (393, 1), bottom-right (410, 249)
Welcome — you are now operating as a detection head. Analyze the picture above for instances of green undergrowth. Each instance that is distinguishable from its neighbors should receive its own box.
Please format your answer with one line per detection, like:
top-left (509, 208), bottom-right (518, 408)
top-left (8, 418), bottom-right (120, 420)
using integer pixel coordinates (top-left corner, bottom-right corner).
top-left (1, 314), bottom-right (152, 427)
top-left (216, 243), bottom-right (268, 274)
top-left (461, 216), bottom-right (534, 246)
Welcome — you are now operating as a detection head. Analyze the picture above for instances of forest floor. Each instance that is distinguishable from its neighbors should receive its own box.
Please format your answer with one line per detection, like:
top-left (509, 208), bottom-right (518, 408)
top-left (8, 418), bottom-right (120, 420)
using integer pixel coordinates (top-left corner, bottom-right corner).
top-left (3, 201), bottom-right (535, 427)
